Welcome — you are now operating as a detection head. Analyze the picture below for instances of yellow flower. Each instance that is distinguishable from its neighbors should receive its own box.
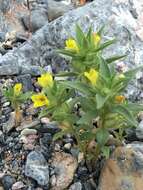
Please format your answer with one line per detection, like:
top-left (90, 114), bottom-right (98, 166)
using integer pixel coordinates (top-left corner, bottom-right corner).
top-left (115, 95), bottom-right (125, 103)
top-left (38, 73), bottom-right (53, 88)
top-left (65, 38), bottom-right (79, 51)
top-left (14, 83), bottom-right (22, 96)
top-left (118, 74), bottom-right (125, 79)
top-left (31, 93), bottom-right (49, 108)
top-left (84, 69), bottom-right (99, 86)
top-left (93, 33), bottom-right (101, 44)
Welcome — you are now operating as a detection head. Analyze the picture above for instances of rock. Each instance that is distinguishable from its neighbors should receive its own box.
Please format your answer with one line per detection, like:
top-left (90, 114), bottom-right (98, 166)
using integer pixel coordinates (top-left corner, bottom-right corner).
top-left (12, 181), bottom-right (25, 190)
top-left (17, 120), bottom-right (40, 131)
top-left (0, 32), bottom-right (5, 42)
top-left (1, 175), bottom-right (16, 190)
top-left (20, 130), bottom-right (38, 150)
top-left (20, 128), bottom-right (37, 136)
top-left (22, 9), bottom-right (48, 32)
top-left (40, 117), bottom-right (50, 124)
top-left (98, 143), bottom-right (143, 190)
top-left (3, 112), bottom-right (15, 133)
top-left (136, 120), bottom-right (143, 140)
top-left (25, 151), bottom-right (49, 186)
top-left (64, 143), bottom-right (71, 150)
top-left (51, 152), bottom-right (78, 190)
top-left (40, 133), bottom-right (52, 146)
top-left (16, 74), bottom-right (33, 92)
top-left (69, 182), bottom-right (82, 190)
top-left (38, 122), bottom-right (60, 135)
top-left (48, 0), bottom-right (73, 21)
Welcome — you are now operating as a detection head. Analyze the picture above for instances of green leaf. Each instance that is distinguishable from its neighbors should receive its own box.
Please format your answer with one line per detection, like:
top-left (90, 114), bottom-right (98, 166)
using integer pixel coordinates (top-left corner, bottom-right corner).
top-left (101, 146), bottom-right (110, 159)
top-left (80, 131), bottom-right (95, 141)
top-left (54, 72), bottom-right (78, 77)
top-left (99, 58), bottom-right (111, 79)
top-left (96, 94), bottom-right (107, 109)
top-left (124, 66), bottom-right (143, 78)
top-left (106, 55), bottom-right (126, 64)
top-left (57, 49), bottom-right (82, 58)
top-left (60, 81), bottom-right (93, 96)
top-left (96, 128), bottom-right (109, 146)
top-left (53, 130), bottom-right (66, 141)
top-left (124, 103), bottom-right (143, 113)
top-left (75, 24), bottom-right (86, 48)
top-left (112, 105), bottom-right (138, 127)
top-left (93, 39), bottom-right (116, 53)
top-left (77, 111), bottom-right (97, 125)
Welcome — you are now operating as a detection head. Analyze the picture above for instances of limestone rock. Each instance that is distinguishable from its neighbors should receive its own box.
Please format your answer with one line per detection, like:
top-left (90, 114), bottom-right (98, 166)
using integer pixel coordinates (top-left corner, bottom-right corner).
top-left (51, 152), bottom-right (78, 190)
top-left (98, 143), bottom-right (143, 190)
top-left (0, 0), bottom-right (142, 102)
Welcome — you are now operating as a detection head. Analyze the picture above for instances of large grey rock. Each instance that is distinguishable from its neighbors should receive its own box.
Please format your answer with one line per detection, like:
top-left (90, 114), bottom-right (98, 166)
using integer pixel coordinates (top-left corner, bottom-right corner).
top-left (22, 8), bottom-right (48, 32)
top-left (97, 143), bottom-right (143, 190)
top-left (0, 0), bottom-right (143, 86)
top-left (25, 151), bottom-right (49, 186)
top-left (48, 0), bottom-right (73, 21)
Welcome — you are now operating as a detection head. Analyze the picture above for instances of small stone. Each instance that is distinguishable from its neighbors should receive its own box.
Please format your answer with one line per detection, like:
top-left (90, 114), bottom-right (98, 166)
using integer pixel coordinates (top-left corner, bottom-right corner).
top-left (136, 120), bottom-right (143, 140)
top-left (64, 143), bottom-right (71, 150)
top-left (40, 117), bottom-right (50, 124)
top-left (2, 101), bottom-right (10, 107)
top-left (16, 74), bottom-right (33, 92)
top-left (3, 112), bottom-right (15, 133)
top-left (1, 175), bottom-right (16, 190)
top-left (51, 152), bottom-right (78, 190)
top-left (12, 181), bottom-right (25, 190)
top-left (69, 182), bottom-right (82, 190)
top-left (20, 128), bottom-right (37, 136)
top-left (25, 151), bottom-right (49, 186)
top-left (38, 122), bottom-right (60, 135)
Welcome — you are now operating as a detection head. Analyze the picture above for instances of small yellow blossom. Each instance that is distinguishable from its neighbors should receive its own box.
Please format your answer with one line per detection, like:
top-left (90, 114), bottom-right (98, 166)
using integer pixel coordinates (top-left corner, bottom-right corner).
top-left (38, 73), bottom-right (53, 88)
top-left (65, 38), bottom-right (79, 51)
top-left (14, 83), bottom-right (22, 96)
top-left (115, 95), bottom-right (125, 103)
top-left (84, 69), bottom-right (99, 86)
top-left (118, 74), bottom-right (125, 79)
top-left (31, 93), bottom-right (49, 108)
top-left (93, 33), bottom-right (101, 44)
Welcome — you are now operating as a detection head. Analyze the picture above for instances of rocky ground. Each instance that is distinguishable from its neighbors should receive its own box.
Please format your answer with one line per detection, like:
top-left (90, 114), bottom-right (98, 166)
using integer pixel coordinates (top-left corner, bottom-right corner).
top-left (0, 0), bottom-right (143, 190)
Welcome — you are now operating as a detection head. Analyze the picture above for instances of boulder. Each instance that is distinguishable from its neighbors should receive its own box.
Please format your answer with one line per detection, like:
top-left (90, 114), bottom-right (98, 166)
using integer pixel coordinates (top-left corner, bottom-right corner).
top-left (98, 143), bottom-right (143, 190)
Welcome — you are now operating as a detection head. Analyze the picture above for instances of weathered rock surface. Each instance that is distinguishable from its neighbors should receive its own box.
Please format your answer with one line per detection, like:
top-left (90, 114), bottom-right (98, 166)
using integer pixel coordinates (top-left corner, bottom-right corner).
top-left (51, 152), bottom-right (78, 190)
top-left (25, 151), bottom-right (49, 186)
top-left (0, 0), bottom-right (143, 100)
top-left (98, 143), bottom-right (143, 190)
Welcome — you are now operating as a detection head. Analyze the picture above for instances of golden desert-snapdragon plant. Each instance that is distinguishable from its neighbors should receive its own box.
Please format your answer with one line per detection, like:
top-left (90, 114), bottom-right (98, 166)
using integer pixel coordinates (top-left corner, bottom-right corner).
top-left (3, 83), bottom-right (31, 126)
top-left (31, 25), bottom-right (143, 161)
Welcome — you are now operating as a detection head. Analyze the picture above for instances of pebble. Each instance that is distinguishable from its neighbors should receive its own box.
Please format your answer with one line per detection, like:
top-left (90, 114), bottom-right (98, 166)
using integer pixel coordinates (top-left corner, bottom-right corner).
top-left (25, 151), bottom-right (49, 186)
top-left (12, 181), bottom-right (25, 190)
top-left (3, 112), bottom-right (15, 133)
top-left (136, 120), bottom-right (143, 140)
top-left (20, 128), bottom-right (37, 136)
top-left (37, 122), bottom-right (60, 135)
top-left (69, 182), bottom-right (82, 190)
top-left (64, 143), bottom-right (71, 150)
top-left (1, 175), bottom-right (16, 190)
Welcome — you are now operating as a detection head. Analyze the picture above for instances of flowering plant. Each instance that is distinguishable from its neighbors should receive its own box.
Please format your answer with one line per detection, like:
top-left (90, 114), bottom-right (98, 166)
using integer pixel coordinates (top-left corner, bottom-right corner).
top-left (31, 25), bottom-right (143, 161)
top-left (3, 83), bottom-right (31, 126)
